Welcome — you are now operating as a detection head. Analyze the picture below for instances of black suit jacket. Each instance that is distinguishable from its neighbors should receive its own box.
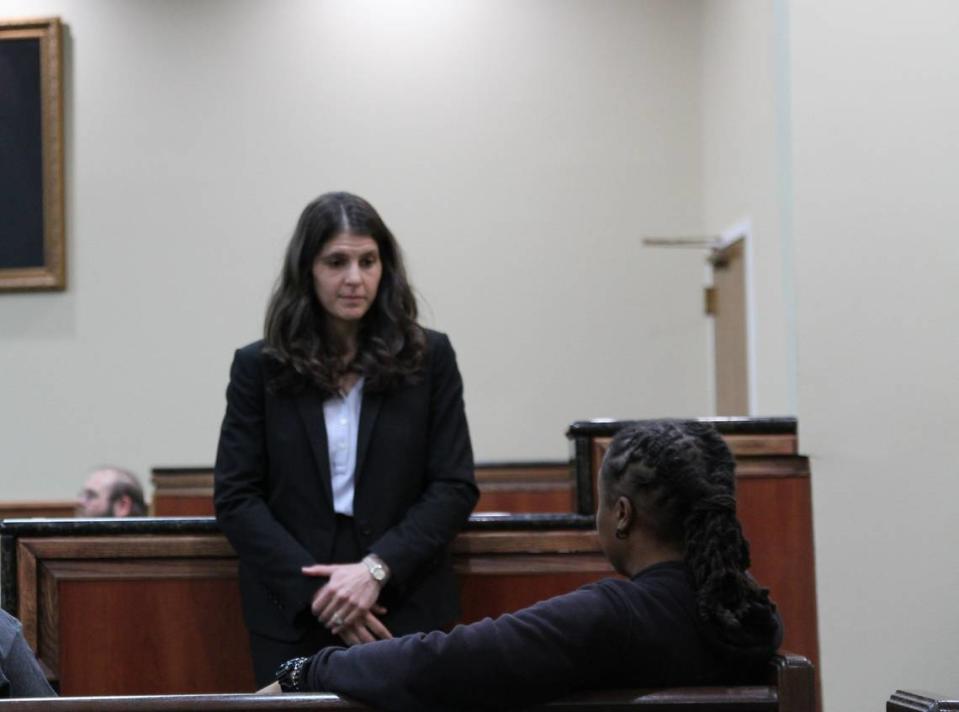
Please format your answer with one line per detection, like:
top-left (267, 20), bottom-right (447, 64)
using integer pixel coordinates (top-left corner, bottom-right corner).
top-left (214, 329), bottom-right (478, 642)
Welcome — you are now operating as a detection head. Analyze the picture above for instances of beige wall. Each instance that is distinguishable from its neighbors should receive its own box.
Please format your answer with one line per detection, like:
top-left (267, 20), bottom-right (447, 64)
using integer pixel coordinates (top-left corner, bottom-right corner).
top-left (0, 0), bottom-right (709, 499)
top-left (700, 0), bottom-right (795, 415)
top-left (4, 0), bottom-right (959, 708)
top-left (792, 1), bottom-right (959, 709)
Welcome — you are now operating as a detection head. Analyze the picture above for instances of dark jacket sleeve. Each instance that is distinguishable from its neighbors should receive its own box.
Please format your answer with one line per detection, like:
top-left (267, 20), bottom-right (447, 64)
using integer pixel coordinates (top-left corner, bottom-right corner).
top-left (367, 332), bottom-right (479, 586)
top-left (305, 583), bottom-right (629, 712)
top-left (213, 346), bottom-right (319, 621)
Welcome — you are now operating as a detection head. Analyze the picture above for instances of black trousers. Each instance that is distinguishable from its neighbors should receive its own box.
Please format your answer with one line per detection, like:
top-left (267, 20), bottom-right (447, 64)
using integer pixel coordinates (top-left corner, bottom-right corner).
top-left (249, 514), bottom-right (360, 687)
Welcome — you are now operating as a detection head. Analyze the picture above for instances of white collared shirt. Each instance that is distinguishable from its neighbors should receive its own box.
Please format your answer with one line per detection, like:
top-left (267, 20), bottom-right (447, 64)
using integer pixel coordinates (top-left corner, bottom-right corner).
top-left (323, 377), bottom-right (364, 516)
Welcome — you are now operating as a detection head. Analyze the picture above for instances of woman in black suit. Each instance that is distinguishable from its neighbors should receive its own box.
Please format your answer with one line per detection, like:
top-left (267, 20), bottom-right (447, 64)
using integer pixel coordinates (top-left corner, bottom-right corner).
top-left (214, 192), bottom-right (478, 686)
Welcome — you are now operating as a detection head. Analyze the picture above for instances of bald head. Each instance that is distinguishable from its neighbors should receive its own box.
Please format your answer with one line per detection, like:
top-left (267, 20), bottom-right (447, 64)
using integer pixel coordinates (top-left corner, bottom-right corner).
top-left (76, 467), bottom-right (147, 517)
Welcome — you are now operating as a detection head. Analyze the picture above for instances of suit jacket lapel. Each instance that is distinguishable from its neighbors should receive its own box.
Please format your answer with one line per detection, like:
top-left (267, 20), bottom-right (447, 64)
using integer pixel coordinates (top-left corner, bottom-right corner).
top-left (355, 390), bottom-right (383, 489)
top-left (295, 390), bottom-right (334, 507)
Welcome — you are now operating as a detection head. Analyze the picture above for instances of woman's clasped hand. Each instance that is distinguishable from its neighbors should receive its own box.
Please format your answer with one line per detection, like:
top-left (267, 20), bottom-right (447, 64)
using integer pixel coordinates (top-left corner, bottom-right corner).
top-left (304, 563), bottom-right (392, 644)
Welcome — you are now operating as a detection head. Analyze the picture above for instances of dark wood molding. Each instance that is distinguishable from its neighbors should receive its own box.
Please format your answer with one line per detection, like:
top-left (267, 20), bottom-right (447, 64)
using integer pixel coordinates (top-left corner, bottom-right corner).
top-left (0, 501), bottom-right (75, 519)
top-left (566, 416), bottom-right (798, 438)
top-left (888, 691), bottom-right (959, 712)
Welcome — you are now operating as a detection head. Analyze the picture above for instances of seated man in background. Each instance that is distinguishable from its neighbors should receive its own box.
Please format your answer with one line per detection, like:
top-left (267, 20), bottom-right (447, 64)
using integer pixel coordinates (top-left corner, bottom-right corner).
top-left (75, 466), bottom-right (147, 517)
top-left (0, 610), bottom-right (55, 698)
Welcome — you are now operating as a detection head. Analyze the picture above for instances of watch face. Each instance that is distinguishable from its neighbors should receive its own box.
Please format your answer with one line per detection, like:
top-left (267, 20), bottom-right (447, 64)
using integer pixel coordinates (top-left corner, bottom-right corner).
top-left (365, 557), bottom-right (387, 581)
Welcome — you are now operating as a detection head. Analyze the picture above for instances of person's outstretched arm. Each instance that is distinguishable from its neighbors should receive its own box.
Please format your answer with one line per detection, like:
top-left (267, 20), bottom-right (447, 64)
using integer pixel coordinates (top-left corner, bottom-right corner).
top-left (305, 581), bottom-right (630, 712)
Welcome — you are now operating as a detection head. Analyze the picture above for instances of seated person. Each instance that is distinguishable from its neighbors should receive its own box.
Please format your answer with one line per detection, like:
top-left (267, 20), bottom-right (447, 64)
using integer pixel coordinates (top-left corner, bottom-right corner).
top-left (0, 610), bottom-right (55, 698)
top-left (75, 466), bottom-right (147, 518)
top-left (260, 420), bottom-right (783, 711)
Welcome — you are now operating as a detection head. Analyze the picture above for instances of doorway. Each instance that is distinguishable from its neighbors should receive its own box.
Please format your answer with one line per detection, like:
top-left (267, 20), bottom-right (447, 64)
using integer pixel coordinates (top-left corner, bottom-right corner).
top-left (706, 225), bottom-right (754, 416)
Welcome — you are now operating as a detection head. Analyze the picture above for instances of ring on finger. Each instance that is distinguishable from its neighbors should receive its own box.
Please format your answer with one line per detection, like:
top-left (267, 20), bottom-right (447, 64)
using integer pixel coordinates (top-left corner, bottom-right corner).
top-left (330, 613), bottom-right (345, 627)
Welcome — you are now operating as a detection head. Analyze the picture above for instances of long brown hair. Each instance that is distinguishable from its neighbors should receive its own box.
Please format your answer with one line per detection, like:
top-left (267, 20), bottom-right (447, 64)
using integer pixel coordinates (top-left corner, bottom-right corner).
top-left (263, 192), bottom-right (425, 395)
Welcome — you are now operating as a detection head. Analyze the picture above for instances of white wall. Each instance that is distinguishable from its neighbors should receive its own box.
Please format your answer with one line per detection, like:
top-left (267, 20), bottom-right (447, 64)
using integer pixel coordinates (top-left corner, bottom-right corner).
top-left (700, 0), bottom-right (795, 415)
top-left (0, 0), bottom-right (709, 499)
top-left (792, 1), bottom-right (959, 709)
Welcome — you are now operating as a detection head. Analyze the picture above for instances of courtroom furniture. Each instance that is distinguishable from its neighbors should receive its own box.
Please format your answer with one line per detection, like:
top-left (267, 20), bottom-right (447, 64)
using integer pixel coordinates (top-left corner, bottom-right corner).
top-left (567, 417), bottom-right (820, 680)
top-left (0, 654), bottom-right (814, 711)
top-left (150, 468), bottom-right (214, 516)
top-left (151, 461), bottom-right (573, 516)
top-left (472, 461), bottom-right (573, 513)
top-left (1, 514), bottom-right (604, 696)
top-left (0, 501), bottom-right (74, 520)
top-left (888, 691), bottom-right (959, 712)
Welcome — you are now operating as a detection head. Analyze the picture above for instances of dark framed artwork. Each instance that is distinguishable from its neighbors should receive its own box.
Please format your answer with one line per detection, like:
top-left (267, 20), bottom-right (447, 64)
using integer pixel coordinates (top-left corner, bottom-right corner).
top-left (0, 17), bottom-right (64, 292)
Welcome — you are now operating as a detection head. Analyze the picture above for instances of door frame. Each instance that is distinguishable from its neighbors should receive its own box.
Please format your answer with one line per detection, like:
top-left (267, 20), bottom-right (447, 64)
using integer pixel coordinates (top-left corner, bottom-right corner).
top-left (706, 218), bottom-right (758, 415)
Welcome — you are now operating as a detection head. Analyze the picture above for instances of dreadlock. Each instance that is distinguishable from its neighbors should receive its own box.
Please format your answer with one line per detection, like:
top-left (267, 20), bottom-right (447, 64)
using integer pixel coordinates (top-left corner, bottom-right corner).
top-left (600, 419), bottom-right (779, 650)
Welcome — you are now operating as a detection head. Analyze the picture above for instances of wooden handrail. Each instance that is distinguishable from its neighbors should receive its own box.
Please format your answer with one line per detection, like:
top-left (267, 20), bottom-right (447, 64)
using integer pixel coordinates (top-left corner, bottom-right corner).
top-left (0, 654), bottom-right (812, 711)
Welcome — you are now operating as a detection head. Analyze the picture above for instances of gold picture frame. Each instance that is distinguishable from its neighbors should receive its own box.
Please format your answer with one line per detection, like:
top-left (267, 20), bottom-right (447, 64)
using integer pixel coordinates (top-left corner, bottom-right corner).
top-left (0, 16), bottom-right (65, 292)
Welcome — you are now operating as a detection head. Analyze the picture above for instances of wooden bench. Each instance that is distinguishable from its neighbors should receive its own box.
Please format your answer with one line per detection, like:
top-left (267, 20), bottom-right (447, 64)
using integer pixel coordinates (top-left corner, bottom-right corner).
top-left (0, 654), bottom-right (814, 711)
top-left (151, 461), bottom-right (573, 517)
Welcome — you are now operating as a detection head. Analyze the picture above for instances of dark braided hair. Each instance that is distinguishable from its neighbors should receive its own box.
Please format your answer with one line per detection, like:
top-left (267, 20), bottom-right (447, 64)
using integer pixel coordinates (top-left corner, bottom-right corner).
top-left (601, 419), bottom-right (779, 650)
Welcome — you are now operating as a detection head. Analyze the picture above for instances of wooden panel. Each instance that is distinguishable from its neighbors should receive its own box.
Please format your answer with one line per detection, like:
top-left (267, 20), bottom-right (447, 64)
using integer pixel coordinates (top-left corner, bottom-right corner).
top-left (7, 528), bottom-right (613, 696)
top-left (724, 434), bottom-right (798, 457)
top-left (737, 477), bottom-right (818, 670)
top-left (12, 535), bottom-right (252, 695)
top-left (589, 434), bottom-right (798, 470)
top-left (474, 463), bottom-right (569, 482)
top-left (459, 570), bottom-right (614, 624)
top-left (153, 463), bottom-right (575, 516)
top-left (474, 463), bottom-right (574, 513)
top-left (57, 576), bottom-right (253, 695)
top-left (153, 496), bottom-right (215, 517)
top-left (454, 528), bottom-right (613, 628)
top-left (20, 535), bottom-right (235, 559)
top-left (452, 529), bottom-right (599, 555)
top-left (475, 487), bottom-right (574, 513)
top-left (151, 471), bottom-right (214, 517)
top-left (0, 501), bottom-right (74, 519)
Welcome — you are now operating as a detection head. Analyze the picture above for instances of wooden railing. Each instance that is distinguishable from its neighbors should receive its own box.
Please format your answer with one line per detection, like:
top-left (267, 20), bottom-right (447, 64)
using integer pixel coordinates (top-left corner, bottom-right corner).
top-left (150, 461), bottom-right (572, 517)
top-left (0, 654), bottom-right (814, 711)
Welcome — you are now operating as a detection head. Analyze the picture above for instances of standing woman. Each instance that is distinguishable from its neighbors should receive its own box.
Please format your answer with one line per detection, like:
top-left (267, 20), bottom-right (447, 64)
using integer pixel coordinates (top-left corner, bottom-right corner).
top-left (214, 192), bottom-right (478, 686)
